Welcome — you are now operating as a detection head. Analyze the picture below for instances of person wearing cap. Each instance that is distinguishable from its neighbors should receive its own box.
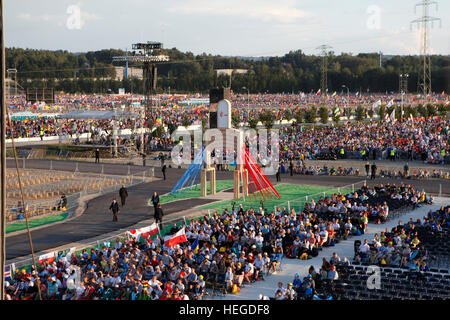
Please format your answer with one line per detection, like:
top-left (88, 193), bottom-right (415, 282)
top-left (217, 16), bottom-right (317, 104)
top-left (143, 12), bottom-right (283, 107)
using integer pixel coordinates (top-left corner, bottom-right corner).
top-left (286, 282), bottom-right (296, 300)
top-left (47, 276), bottom-right (59, 300)
top-left (301, 274), bottom-right (316, 298)
top-left (292, 273), bottom-right (302, 290)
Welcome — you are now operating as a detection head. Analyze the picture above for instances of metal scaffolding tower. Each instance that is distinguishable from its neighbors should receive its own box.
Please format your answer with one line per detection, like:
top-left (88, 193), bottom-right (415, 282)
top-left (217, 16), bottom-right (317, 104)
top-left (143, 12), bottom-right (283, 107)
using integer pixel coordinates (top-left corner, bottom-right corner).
top-left (113, 42), bottom-right (169, 154)
top-left (316, 44), bottom-right (332, 99)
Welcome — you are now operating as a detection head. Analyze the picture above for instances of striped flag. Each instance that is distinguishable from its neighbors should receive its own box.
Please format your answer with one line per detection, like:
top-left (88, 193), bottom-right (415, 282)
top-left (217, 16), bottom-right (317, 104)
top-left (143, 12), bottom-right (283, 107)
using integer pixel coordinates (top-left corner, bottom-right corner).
top-left (141, 223), bottom-right (159, 238)
top-left (39, 252), bottom-right (56, 265)
top-left (316, 89), bottom-right (321, 96)
top-left (164, 227), bottom-right (187, 247)
top-left (190, 239), bottom-right (199, 254)
top-left (128, 223), bottom-right (159, 241)
top-left (333, 106), bottom-right (341, 115)
top-left (386, 99), bottom-right (394, 108)
top-left (4, 265), bottom-right (11, 282)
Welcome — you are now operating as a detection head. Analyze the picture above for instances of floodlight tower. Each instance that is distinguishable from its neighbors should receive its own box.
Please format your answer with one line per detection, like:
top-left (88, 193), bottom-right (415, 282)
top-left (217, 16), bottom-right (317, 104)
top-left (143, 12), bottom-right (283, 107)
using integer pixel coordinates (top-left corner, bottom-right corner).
top-left (113, 42), bottom-right (169, 154)
top-left (411, 0), bottom-right (441, 98)
top-left (316, 44), bottom-right (332, 101)
top-left (399, 73), bottom-right (409, 113)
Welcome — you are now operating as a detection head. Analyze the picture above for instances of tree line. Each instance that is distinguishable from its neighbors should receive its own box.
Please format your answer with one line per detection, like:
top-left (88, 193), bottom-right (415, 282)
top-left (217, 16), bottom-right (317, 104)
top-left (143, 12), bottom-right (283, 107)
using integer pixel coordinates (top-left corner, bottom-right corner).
top-left (6, 47), bottom-right (450, 94)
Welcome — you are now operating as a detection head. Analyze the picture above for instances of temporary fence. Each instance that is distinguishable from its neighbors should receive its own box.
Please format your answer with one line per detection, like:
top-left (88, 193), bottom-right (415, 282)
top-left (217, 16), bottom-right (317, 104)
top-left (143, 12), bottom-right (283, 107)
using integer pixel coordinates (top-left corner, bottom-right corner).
top-left (5, 208), bottom-right (213, 277)
top-left (5, 161), bottom-right (156, 222)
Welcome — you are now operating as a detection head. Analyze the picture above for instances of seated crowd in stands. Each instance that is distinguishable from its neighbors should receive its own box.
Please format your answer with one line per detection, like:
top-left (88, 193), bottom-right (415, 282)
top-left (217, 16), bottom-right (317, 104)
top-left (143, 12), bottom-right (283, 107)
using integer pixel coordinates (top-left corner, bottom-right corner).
top-left (273, 252), bottom-right (348, 300)
top-left (272, 205), bottom-right (449, 300)
top-left (354, 205), bottom-right (449, 270)
top-left (4, 183), bottom-right (431, 300)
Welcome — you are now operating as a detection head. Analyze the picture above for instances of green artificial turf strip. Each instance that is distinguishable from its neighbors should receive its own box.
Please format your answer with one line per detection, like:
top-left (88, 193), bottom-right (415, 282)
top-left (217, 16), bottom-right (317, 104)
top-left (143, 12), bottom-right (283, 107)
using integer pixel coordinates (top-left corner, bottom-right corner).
top-left (198, 184), bottom-right (353, 213)
top-left (6, 213), bottom-right (69, 234)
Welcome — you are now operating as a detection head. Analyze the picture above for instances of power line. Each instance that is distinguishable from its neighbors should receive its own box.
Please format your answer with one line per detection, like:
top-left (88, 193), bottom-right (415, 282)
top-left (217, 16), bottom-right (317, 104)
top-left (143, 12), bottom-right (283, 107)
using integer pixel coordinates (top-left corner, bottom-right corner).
top-left (411, 0), bottom-right (441, 97)
top-left (10, 28), bottom-right (423, 77)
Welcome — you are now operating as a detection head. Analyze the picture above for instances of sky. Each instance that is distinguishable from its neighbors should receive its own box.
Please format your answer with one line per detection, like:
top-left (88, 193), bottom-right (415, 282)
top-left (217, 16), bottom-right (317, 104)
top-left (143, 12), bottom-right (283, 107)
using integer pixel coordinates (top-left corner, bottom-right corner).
top-left (5, 0), bottom-right (450, 57)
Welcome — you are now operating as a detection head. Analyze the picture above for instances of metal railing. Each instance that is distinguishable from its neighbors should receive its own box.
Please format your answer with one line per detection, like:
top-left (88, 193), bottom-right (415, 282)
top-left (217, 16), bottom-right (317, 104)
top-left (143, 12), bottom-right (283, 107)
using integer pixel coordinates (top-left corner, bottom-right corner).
top-left (6, 208), bottom-right (210, 273)
top-left (6, 164), bottom-right (156, 222)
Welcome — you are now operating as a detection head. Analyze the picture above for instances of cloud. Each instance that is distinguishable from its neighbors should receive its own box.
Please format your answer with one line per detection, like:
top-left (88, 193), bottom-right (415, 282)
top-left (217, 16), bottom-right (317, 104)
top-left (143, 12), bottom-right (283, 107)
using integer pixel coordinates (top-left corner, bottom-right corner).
top-left (166, 0), bottom-right (310, 24)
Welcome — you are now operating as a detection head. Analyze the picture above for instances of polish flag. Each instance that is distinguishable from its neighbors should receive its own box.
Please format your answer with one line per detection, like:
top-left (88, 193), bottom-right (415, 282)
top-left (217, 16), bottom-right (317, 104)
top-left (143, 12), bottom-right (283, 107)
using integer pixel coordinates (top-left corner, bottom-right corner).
top-left (316, 89), bottom-right (321, 96)
top-left (164, 227), bottom-right (187, 247)
top-left (39, 252), bottom-right (56, 265)
top-left (141, 223), bottom-right (159, 238)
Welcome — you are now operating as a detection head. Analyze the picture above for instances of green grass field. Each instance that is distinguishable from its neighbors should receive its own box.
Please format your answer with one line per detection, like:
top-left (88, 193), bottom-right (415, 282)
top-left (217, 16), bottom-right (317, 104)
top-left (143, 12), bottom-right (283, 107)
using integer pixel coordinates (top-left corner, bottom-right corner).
top-left (158, 180), bottom-right (235, 204)
top-left (199, 184), bottom-right (352, 213)
top-left (6, 213), bottom-right (68, 234)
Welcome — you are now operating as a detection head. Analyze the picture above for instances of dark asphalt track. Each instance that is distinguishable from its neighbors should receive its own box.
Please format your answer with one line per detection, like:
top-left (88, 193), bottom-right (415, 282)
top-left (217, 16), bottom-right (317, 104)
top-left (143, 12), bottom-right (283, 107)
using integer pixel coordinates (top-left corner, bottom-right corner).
top-left (5, 159), bottom-right (450, 260)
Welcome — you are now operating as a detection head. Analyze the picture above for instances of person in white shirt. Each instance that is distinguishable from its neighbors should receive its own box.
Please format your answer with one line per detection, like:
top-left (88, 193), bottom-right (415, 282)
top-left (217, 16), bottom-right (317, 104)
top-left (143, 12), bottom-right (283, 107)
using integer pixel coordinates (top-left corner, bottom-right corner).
top-left (319, 229), bottom-right (328, 245)
top-left (359, 240), bottom-right (370, 255)
top-left (327, 266), bottom-right (339, 281)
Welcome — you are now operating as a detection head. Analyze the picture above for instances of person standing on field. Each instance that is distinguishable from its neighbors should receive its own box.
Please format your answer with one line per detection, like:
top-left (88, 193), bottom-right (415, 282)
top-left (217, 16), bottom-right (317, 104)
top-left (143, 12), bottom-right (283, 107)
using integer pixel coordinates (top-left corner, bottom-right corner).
top-left (109, 198), bottom-right (120, 222)
top-left (119, 185), bottom-right (128, 207)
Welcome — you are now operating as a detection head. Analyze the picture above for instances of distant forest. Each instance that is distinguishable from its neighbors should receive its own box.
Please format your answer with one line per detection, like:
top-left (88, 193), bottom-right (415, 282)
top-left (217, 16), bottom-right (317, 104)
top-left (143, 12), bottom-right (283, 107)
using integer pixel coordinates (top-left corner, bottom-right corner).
top-left (6, 47), bottom-right (450, 94)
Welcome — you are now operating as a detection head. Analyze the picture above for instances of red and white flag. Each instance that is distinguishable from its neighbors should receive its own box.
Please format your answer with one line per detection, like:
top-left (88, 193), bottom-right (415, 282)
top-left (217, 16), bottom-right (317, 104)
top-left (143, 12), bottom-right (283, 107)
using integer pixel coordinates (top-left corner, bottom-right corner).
top-left (128, 223), bottom-right (159, 241)
top-left (140, 223), bottom-right (159, 238)
top-left (315, 89), bottom-right (321, 96)
top-left (164, 227), bottom-right (187, 247)
top-left (39, 252), bottom-right (56, 265)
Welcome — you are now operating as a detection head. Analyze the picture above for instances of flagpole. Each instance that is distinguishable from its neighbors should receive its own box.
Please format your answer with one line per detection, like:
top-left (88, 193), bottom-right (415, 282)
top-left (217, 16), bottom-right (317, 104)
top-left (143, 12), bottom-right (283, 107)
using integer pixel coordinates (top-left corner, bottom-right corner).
top-left (0, 0), bottom-right (5, 300)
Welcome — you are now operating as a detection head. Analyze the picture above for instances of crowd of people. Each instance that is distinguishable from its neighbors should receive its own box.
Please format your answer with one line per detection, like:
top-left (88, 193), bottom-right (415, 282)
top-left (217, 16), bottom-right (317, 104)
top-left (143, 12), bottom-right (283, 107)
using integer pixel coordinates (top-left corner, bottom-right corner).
top-left (272, 204), bottom-right (446, 301)
top-left (272, 253), bottom-right (346, 300)
top-left (354, 205), bottom-right (449, 270)
top-left (279, 120), bottom-right (449, 164)
top-left (7, 93), bottom-right (449, 165)
top-left (5, 181), bottom-right (433, 300)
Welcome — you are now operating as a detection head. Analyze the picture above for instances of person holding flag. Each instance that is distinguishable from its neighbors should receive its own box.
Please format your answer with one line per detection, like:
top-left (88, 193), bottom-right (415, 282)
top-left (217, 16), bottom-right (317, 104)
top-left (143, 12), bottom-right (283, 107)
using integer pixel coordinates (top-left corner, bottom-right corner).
top-left (333, 106), bottom-right (341, 116)
top-left (164, 227), bottom-right (187, 248)
top-left (190, 239), bottom-right (200, 254)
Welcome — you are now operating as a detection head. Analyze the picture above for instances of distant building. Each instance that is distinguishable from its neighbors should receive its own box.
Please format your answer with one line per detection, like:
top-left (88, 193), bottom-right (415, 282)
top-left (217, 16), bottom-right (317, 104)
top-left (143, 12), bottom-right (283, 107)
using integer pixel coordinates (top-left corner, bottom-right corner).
top-left (114, 66), bottom-right (144, 81)
top-left (214, 69), bottom-right (248, 77)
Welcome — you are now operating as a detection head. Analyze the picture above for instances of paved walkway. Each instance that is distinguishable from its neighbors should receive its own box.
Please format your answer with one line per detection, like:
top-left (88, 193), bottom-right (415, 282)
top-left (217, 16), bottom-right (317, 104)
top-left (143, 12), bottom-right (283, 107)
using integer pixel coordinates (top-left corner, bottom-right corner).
top-left (215, 196), bottom-right (450, 300)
